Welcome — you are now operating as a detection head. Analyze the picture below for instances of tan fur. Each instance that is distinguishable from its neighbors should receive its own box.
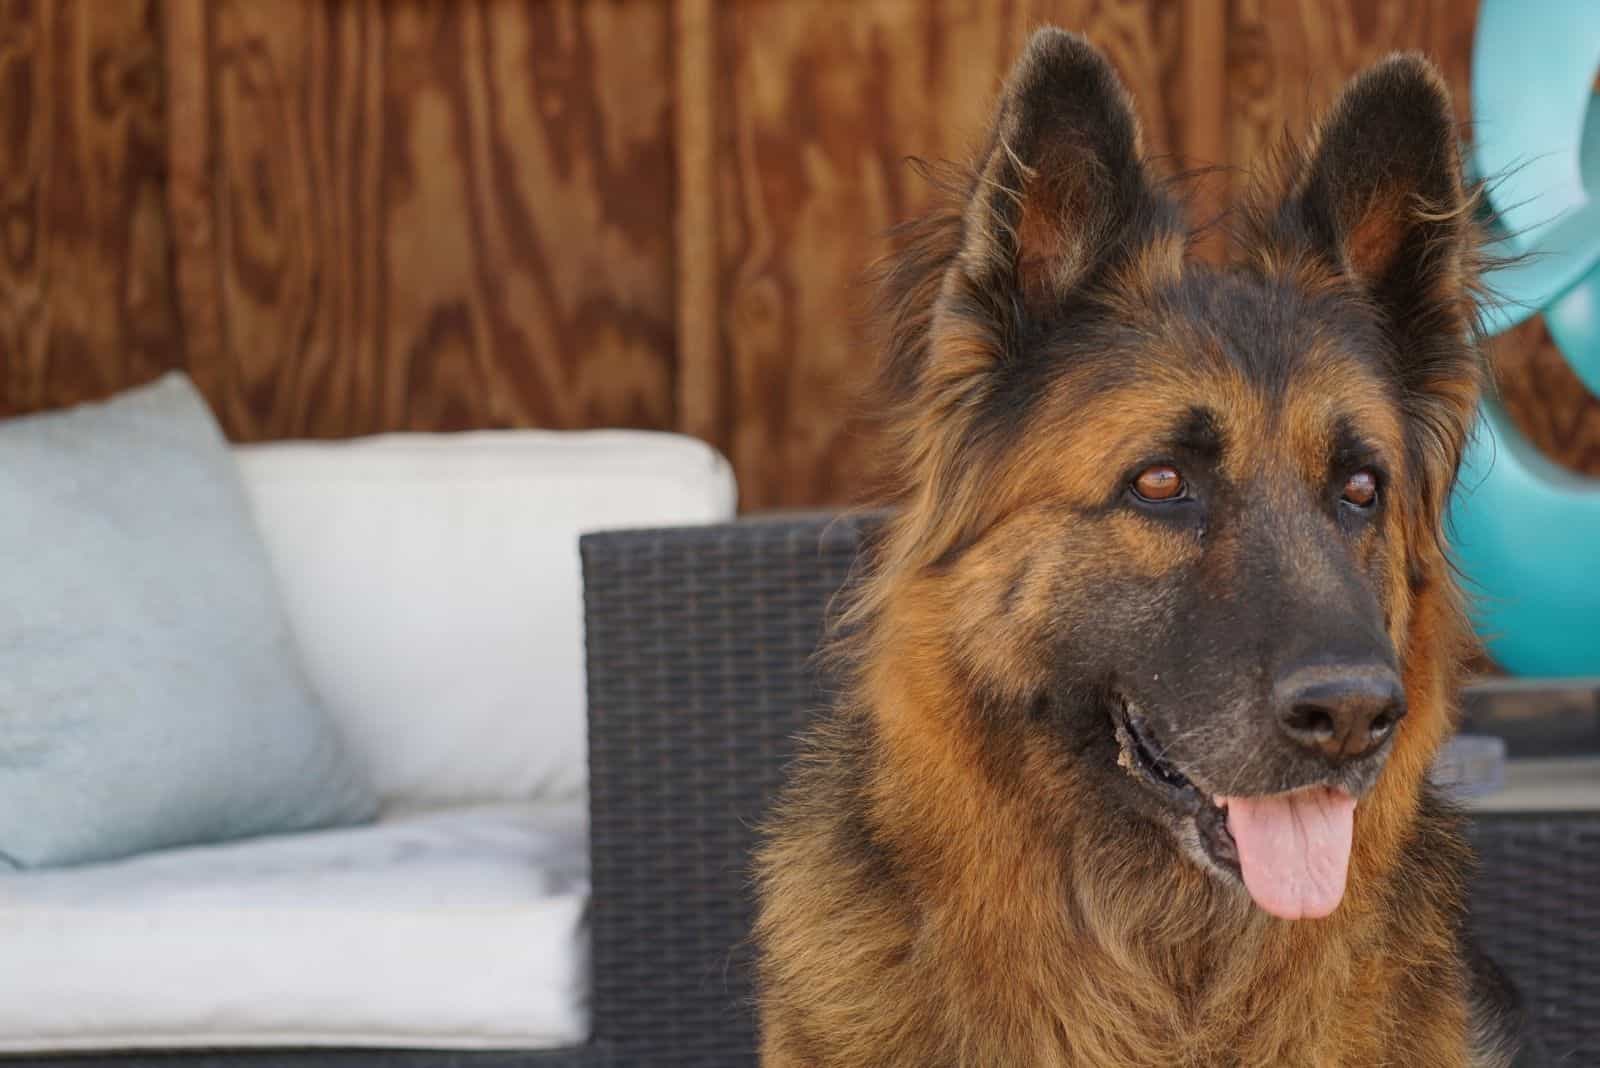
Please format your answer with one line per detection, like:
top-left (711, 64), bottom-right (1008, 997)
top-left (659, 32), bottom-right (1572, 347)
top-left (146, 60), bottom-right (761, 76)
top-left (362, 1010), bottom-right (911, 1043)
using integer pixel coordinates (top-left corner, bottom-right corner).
top-left (759, 441), bottom-right (1476, 1068)
top-left (757, 36), bottom-right (1490, 1068)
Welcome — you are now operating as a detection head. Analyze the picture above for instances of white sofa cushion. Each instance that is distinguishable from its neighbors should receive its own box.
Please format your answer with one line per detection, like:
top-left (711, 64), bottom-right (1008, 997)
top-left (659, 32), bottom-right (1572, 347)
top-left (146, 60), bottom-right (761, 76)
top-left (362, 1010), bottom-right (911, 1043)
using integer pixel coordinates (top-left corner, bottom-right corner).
top-left (0, 802), bottom-right (587, 1052)
top-left (234, 430), bottom-right (737, 806)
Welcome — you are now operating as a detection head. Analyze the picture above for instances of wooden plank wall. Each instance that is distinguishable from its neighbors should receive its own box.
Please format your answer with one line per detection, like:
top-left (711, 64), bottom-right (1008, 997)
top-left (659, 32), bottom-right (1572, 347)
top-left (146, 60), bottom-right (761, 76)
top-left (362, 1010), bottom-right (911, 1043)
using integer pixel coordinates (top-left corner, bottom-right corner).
top-left (693, 1), bottom-right (1189, 506)
top-left (164, 0), bottom-right (676, 439)
top-left (0, 0), bottom-right (179, 416)
top-left (2, 0), bottom-right (1597, 506)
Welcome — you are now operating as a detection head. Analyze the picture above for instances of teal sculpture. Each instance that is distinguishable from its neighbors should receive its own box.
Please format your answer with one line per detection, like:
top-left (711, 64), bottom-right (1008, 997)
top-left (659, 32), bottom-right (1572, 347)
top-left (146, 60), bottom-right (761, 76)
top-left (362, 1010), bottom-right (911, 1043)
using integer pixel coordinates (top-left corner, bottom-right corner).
top-left (1447, 1), bottom-right (1600, 676)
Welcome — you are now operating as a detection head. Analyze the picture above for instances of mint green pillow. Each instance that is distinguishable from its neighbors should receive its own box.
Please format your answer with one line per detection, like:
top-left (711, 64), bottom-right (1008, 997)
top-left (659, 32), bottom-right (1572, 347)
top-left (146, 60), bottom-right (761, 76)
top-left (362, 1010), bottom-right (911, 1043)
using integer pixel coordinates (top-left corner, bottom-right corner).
top-left (0, 374), bottom-right (377, 869)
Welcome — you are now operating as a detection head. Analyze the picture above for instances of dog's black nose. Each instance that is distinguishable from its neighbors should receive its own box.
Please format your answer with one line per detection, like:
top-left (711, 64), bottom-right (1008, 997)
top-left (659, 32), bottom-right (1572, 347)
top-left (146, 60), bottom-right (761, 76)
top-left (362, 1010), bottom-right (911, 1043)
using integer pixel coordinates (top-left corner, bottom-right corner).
top-left (1274, 664), bottom-right (1406, 762)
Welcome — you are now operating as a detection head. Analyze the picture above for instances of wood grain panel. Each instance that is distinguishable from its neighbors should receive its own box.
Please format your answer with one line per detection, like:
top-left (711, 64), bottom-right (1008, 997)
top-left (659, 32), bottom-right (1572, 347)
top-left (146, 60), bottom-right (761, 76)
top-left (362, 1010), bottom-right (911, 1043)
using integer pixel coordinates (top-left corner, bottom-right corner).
top-left (7, 0), bottom-right (1594, 508)
top-left (712, 0), bottom-right (1183, 509)
top-left (1180, 0), bottom-right (1229, 260)
top-left (0, 0), bottom-right (178, 417)
top-left (673, 0), bottom-right (727, 453)
top-left (168, 0), bottom-right (675, 441)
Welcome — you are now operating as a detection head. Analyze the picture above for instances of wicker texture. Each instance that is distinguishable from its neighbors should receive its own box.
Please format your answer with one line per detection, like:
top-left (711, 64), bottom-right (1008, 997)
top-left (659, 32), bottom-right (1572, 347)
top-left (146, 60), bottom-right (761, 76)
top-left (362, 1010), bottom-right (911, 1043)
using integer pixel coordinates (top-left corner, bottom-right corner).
top-left (581, 515), bottom-right (868, 1067)
top-left (1469, 816), bottom-right (1600, 1061)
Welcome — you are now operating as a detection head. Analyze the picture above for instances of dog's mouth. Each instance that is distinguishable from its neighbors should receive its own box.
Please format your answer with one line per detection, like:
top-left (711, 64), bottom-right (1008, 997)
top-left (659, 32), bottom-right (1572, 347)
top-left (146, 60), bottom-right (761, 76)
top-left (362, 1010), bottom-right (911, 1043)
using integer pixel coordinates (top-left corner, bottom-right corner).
top-left (1113, 697), bottom-right (1355, 921)
top-left (1113, 701), bottom-right (1239, 872)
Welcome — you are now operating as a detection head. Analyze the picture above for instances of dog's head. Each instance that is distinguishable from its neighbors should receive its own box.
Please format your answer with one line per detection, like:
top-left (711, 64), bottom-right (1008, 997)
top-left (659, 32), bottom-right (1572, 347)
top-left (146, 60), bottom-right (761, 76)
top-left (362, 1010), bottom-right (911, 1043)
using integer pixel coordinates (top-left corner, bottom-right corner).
top-left (868, 30), bottom-right (1484, 920)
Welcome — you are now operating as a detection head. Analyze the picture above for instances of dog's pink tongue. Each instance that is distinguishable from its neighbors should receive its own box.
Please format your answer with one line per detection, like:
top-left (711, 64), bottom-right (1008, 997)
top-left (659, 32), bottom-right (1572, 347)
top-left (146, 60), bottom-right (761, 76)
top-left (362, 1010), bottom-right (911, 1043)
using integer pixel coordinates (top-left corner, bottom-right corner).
top-left (1220, 788), bottom-right (1356, 921)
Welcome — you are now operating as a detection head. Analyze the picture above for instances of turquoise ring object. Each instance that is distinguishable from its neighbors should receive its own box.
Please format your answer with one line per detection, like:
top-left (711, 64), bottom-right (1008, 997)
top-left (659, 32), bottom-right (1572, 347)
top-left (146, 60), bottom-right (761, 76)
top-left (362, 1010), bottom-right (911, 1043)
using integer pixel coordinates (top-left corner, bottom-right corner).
top-left (1447, 0), bottom-right (1600, 676)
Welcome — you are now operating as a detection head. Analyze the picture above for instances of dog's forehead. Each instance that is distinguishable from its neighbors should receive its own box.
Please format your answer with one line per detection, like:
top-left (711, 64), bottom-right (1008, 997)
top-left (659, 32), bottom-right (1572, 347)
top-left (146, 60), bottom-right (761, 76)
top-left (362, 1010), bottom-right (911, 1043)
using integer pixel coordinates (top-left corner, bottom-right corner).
top-left (1135, 270), bottom-right (1405, 471)
top-left (1031, 270), bottom-right (1406, 487)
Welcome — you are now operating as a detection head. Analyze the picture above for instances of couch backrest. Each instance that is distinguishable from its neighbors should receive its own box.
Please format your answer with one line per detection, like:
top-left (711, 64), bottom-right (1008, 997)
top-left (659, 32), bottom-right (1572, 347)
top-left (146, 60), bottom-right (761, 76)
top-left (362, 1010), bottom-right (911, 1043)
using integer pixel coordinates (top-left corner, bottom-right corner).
top-left (233, 430), bottom-right (737, 808)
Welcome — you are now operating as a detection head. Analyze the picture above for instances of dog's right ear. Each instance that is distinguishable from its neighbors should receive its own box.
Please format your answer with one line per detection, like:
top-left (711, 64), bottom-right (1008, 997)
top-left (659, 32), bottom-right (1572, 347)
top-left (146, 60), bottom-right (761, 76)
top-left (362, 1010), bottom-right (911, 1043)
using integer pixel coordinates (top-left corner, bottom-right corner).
top-left (948, 29), bottom-right (1173, 325)
top-left (876, 31), bottom-right (1180, 558)
top-left (878, 30), bottom-right (1176, 522)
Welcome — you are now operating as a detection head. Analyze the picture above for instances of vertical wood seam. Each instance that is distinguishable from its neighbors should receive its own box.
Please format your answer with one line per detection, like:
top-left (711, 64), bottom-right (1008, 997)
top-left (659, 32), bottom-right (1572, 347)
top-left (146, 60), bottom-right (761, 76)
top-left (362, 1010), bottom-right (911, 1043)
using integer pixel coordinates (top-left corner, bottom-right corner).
top-left (1181, 0), bottom-right (1227, 168)
top-left (1182, 0), bottom-right (1228, 259)
top-left (672, 0), bottom-right (725, 453)
top-left (163, 0), bottom-right (223, 412)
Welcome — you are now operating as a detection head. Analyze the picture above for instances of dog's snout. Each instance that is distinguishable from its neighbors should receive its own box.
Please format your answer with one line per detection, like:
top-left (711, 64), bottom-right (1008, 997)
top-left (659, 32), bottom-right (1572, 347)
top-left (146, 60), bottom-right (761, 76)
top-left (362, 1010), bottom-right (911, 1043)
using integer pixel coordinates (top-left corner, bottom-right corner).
top-left (1274, 664), bottom-right (1406, 762)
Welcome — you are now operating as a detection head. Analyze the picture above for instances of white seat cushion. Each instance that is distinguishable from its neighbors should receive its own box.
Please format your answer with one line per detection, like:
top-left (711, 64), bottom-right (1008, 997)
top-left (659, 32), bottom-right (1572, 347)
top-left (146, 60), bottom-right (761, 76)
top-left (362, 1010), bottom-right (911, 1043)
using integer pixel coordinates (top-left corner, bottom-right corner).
top-left (0, 803), bottom-right (588, 1052)
top-left (233, 429), bottom-right (737, 807)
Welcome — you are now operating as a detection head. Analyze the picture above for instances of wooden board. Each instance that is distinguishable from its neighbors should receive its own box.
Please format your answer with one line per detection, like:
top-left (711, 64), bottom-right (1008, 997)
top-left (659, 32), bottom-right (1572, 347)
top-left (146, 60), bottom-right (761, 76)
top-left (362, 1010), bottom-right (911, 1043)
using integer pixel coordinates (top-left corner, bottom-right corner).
top-left (4, 0), bottom-right (1596, 507)
top-left (704, 0), bottom-right (1600, 506)
top-left (166, 0), bottom-right (676, 441)
top-left (706, 0), bottom-right (1185, 508)
top-left (0, 0), bottom-right (179, 417)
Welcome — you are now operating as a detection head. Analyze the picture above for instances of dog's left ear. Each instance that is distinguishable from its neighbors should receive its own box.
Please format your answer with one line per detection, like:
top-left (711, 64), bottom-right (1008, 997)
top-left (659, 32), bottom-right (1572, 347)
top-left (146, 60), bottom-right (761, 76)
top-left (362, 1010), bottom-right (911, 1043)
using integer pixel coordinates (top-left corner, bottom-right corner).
top-left (1271, 55), bottom-right (1484, 503)
top-left (1278, 54), bottom-right (1474, 338)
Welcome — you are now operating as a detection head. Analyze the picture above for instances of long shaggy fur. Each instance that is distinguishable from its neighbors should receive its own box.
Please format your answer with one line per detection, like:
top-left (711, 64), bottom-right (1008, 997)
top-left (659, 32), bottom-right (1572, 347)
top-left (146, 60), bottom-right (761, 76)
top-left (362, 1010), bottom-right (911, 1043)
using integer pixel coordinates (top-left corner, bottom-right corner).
top-left (757, 31), bottom-right (1521, 1068)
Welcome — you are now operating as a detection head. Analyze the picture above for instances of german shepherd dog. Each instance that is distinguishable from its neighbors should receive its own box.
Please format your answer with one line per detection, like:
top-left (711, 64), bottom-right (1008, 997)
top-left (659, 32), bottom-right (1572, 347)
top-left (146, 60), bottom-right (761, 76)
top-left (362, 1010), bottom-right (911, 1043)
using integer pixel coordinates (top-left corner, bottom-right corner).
top-left (756, 29), bottom-right (1532, 1068)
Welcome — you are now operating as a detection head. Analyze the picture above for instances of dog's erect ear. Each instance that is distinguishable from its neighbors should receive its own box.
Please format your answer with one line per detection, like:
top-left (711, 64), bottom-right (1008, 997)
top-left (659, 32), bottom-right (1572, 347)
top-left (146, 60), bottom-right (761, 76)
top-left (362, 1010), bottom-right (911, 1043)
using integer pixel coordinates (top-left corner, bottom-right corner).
top-left (1271, 54), bottom-right (1484, 518)
top-left (878, 31), bottom-right (1177, 560)
top-left (951, 29), bottom-right (1172, 319)
top-left (1274, 54), bottom-right (1477, 347)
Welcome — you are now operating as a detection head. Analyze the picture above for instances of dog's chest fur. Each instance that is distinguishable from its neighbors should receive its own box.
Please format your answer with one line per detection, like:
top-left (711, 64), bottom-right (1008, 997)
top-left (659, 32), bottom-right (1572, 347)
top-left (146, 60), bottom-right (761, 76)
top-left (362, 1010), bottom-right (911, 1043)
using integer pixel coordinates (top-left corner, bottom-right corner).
top-left (758, 742), bottom-right (1479, 1068)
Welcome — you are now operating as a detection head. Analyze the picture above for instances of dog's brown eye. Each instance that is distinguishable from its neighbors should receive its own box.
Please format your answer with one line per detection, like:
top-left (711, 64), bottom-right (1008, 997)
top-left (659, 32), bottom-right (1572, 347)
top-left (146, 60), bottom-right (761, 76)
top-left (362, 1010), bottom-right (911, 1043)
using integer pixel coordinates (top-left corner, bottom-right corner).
top-left (1342, 470), bottom-right (1378, 508)
top-left (1133, 465), bottom-right (1185, 502)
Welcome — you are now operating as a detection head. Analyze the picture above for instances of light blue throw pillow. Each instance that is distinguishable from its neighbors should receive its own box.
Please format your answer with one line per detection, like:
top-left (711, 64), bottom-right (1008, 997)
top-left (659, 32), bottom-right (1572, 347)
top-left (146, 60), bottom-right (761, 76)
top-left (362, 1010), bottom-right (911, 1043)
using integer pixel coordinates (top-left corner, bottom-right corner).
top-left (0, 374), bottom-right (377, 869)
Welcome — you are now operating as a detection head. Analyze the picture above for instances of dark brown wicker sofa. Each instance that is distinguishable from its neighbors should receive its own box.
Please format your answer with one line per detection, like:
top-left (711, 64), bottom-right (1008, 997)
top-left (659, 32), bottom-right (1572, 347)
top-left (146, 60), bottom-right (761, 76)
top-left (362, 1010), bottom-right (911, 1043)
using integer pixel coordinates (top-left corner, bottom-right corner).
top-left (9, 515), bottom-right (1597, 1066)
